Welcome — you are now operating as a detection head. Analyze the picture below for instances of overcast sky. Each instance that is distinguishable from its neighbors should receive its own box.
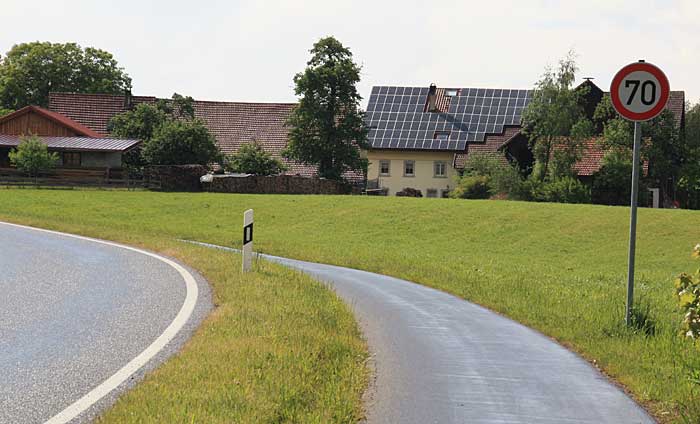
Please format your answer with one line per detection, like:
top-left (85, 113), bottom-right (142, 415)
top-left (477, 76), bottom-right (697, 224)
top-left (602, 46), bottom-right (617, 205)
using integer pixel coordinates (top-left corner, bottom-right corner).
top-left (2, 0), bottom-right (698, 106)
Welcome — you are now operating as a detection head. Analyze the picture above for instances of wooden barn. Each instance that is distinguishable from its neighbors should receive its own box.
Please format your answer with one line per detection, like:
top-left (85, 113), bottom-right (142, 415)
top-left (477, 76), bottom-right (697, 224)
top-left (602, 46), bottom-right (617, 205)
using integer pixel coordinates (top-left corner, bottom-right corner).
top-left (0, 106), bottom-right (139, 175)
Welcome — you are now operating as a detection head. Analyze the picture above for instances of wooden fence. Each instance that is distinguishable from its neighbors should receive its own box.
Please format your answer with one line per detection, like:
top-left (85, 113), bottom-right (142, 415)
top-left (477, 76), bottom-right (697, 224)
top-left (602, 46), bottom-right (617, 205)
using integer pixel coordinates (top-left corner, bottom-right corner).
top-left (0, 167), bottom-right (160, 190)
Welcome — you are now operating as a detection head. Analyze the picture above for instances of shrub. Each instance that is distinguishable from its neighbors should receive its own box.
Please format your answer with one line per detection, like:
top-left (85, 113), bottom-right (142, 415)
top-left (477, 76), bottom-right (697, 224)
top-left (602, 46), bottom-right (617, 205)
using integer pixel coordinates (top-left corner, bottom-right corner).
top-left (539, 177), bottom-right (591, 203)
top-left (450, 175), bottom-right (491, 199)
top-left (514, 176), bottom-right (590, 204)
top-left (461, 153), bottom-right (523, 197)
top-left (225, 141), bottom-right (286, 175)
top-left (674, 244), bottom-right (700, 339)
top-left (396, 187), bottom-right (422, 197)
top-left (591, 150), bottom-right (644, 205)
top-left (8, 135), bottom-right (59, 178)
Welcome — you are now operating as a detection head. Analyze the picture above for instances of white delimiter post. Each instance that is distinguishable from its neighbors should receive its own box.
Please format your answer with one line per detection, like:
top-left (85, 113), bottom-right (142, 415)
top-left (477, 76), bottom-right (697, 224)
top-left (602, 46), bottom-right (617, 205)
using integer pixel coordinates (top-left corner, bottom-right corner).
top-left (242, 209), bottom-right (254, 272)
top-left (626, 122), bottom-right (642, 326)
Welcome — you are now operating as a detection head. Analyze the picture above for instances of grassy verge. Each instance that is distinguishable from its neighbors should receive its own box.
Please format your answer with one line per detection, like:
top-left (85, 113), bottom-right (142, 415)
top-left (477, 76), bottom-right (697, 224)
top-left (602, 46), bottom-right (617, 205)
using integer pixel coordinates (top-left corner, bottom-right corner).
top-left (1, 190), bottom-right (699, 423)
top-left (0, 195), bottom-right (368, 423)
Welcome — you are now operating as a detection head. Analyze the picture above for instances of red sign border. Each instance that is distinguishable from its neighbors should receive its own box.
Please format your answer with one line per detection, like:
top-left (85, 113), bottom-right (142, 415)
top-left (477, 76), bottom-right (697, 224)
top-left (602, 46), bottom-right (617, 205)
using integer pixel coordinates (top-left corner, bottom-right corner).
top-left (610, 62), bottom-right (670, 122)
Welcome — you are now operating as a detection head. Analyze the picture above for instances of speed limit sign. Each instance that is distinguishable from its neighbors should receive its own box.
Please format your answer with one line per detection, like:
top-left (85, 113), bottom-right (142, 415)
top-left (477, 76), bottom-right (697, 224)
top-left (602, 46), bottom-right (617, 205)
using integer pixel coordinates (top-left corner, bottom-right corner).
top-left (610, 61), bottom-right (670, 122)
top-left (611, 60), bottom-right (670, 327)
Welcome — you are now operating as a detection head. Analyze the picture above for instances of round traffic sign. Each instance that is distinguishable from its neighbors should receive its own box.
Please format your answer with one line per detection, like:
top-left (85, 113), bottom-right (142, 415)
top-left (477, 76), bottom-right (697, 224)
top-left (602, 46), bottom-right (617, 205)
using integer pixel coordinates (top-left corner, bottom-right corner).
top-left (610, 61), bottom-right (670, 122)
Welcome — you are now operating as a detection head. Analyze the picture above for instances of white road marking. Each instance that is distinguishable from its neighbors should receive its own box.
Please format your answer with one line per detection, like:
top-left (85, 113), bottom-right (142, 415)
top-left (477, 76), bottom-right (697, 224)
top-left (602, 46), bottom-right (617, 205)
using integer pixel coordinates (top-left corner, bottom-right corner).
top-left (0, 221), bottom-right (199, 424)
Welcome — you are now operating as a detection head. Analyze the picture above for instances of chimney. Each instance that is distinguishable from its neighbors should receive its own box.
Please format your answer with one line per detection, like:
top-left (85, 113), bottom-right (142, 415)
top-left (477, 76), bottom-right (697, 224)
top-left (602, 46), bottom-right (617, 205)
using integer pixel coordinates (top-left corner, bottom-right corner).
top-left (427, 84), bottom-right (437, 112)
top-left (123, 89), bottom-right (133, 110)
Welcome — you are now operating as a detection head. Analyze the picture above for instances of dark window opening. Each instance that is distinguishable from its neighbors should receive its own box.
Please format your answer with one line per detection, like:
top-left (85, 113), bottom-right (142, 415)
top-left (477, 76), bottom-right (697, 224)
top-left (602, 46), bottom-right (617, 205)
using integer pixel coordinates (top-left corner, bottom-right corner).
top-left (63, 152), bottom-right (81, 167)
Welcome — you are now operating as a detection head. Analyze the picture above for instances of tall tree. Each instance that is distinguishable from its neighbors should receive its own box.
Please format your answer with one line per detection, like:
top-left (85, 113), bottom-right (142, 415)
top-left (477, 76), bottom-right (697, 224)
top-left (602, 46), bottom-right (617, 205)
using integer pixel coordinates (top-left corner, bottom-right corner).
top-left (284, 37), bottom-right (369, 181)
top-left (0, 42), bottom-right (131, 109)
top-left (687, 100), bottom-right (700, 150)
top-left (522, 52), bottom-right (593, 180)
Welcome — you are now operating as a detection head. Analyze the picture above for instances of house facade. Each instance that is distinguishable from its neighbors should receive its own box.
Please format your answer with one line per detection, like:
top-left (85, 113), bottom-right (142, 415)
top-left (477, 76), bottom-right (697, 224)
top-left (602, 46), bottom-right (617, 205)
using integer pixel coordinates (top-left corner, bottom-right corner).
top-left (0, 106), bottom-right (139, 171)
top-left (366, 149), bottom-right (458, 197)
top-left (364, 81), bottom-right (686, 198)
top-left (364, 84), bottom-right (531, 196)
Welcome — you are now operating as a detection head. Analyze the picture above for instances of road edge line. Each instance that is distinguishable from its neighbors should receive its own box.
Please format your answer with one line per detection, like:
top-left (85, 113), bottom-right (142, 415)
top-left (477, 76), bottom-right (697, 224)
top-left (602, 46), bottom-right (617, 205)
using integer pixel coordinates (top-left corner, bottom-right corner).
top-left (0, 221), bottom-right (199, 424)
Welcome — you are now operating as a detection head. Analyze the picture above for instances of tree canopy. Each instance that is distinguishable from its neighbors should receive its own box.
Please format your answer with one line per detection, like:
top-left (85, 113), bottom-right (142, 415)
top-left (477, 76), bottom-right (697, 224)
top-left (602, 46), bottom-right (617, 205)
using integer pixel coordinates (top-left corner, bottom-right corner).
top-left (284, 37), bottom-right (369, 181)
top-left (593, 94), bottom-right (683, 197)
top-left (0, 42), bottom-right (132, 110)
top-left (109, 94), bottom-right (220, 166)
top-left (687, 100), bottom-right (700, 150)
top-left (522, 52), bottom-right (593, 180)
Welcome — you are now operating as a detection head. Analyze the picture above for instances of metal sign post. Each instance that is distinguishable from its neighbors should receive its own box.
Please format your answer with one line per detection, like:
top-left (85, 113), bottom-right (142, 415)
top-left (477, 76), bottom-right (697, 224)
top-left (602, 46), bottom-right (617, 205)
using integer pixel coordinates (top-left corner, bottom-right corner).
top-left (626, 122), bottom-right (642, 325)
top-left (242, 209), bottom-right (254, 272)
top-left (610, 60), bottom-right (670, 326)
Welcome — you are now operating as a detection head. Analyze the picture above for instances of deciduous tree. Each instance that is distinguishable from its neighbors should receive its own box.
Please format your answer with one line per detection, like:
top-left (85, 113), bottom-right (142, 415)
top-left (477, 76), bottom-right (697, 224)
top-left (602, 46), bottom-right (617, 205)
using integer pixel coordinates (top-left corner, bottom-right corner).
top-left (284, 37), bottom-right (369, 181)
top-left (522, 52), bottom-right (593, 180)
top-left (0, 42), bottom-right (131, 109)
top-left (109, 94), bottom-right (220, 167)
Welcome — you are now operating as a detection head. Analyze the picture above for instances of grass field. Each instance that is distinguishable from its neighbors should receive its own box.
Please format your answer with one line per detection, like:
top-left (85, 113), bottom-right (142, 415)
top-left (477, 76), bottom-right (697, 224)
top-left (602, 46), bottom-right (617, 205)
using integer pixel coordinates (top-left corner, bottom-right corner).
top-left (1, 190), bottom-right (699, 423)
top-left (0, 192), bottom-right (368, 423)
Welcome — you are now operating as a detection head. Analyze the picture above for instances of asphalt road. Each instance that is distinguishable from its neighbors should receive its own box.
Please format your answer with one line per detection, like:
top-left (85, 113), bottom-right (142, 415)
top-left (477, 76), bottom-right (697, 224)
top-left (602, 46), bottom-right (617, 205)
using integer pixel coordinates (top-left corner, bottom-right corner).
top-left (0, 223), bottom-right (211, 424)
top-left (186, 240), bottom-right (655, 424)
top-left (270, 254), bottom-right (656, 424)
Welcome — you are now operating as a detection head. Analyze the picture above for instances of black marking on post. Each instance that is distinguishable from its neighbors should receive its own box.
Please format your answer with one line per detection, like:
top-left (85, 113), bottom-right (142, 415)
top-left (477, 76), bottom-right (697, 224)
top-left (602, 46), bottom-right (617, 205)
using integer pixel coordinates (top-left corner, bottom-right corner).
top-left (243, 223), bottom-right (254, 245)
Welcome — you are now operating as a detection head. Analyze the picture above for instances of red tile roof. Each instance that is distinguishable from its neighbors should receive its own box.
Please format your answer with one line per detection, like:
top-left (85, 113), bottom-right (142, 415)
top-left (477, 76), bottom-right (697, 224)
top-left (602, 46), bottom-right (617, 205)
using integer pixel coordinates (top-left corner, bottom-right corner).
top-left (565, 138), bottom-right (648, 177)
top-left (48, 92), bottom-right (331, 178)
top-left (453, 126), bottom-right (521, 169)
top-left (0, 105), bottom-right (104, 138)
top-left (572, 139), bottom-right (606, 176)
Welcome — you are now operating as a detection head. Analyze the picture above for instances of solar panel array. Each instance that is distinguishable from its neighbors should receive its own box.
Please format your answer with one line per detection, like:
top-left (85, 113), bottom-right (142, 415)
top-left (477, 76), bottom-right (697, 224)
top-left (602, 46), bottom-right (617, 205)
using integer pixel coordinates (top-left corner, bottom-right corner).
top-left (365, 86), bottom-right (533, 151)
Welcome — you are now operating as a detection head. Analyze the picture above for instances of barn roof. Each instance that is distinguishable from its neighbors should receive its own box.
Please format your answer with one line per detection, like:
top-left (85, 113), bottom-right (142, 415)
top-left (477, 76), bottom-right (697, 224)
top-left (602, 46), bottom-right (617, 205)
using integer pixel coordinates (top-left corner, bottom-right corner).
top-left (47, 92), bottom-right (323, 177)
top-left (0, 134), bottom-right (140, 152)
top-left (0, 105), bottom-right (104, 138)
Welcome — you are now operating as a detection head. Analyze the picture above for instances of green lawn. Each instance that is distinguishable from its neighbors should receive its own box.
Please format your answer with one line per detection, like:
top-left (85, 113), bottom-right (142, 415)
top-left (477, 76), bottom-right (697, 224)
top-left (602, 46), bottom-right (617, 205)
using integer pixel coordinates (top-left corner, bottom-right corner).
top-left (1, 189), bottom-right (699, 423)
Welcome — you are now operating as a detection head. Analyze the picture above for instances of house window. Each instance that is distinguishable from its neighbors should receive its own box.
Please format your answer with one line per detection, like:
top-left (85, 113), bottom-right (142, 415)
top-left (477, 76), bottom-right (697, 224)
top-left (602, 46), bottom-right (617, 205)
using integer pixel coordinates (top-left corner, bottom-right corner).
top-left (445, 89), bottom-right (459, 97)
top-left (426, 189), bottom-right (438, 198)
top-left (62, 152), bottom-right (81, 167)
top-left (404, 160), bottom-right (415, 177)
top-left (434, 131), bottom-right (450, 141)
top-left (379, 160), bottom-right (390, 176)
top-left (434, 161), bottom-right (447, 178)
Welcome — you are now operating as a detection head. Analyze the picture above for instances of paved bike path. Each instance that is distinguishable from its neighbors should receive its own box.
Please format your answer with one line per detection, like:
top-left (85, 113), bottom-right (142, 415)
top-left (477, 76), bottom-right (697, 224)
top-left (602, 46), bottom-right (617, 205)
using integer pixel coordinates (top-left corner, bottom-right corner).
top-left (189, 241), bottom-right (654, 424)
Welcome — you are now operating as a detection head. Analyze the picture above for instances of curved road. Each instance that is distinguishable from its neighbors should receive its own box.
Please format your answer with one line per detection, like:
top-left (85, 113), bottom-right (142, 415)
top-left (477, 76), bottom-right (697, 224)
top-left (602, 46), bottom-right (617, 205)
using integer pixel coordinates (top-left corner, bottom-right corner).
top-left (0, 222), bottom-right (211, 424)
top-left (188, 240), bottom-right (655, 424)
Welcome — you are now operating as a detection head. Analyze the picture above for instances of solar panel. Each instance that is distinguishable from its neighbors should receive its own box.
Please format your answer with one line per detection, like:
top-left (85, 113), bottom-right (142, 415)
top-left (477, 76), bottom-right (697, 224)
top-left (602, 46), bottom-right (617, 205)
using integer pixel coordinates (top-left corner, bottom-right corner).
top-left (365, 86), bottom-right (532, 151)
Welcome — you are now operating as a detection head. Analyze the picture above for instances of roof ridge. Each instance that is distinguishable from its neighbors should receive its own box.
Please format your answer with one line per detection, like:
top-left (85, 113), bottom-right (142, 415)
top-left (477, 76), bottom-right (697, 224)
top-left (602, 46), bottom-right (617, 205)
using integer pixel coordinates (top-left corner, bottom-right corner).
top-left (50, 91), bottom-right (296, 106)
top-left (0, 105), bottom-right (104, 138)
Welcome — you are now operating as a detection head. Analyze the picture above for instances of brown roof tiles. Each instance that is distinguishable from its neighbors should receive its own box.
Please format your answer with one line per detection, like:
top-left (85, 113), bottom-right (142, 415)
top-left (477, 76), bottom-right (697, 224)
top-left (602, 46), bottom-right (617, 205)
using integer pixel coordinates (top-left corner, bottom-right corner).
top-left (48, 92), bottom-right (326, 177)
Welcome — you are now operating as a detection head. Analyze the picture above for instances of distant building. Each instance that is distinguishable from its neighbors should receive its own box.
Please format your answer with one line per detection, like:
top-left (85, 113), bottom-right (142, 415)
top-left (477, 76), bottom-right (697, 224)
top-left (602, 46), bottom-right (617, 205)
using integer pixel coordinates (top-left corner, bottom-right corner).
top-left (364, 84), bottom-right (531, 196)
top-left (0, 105), bottom-right (139, 172)
top-left (363, 81), bottom-right (686, 198)
top-left (48, 92), bottom-right (363, 183)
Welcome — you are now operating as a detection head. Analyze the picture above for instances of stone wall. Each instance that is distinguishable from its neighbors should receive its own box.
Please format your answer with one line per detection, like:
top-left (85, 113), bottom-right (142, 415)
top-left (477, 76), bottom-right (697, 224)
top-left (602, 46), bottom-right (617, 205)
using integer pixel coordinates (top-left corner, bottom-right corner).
top-left (145, 165), bottom-right (208, 192)
top-left (204, 174), bottom-right (354, 195)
